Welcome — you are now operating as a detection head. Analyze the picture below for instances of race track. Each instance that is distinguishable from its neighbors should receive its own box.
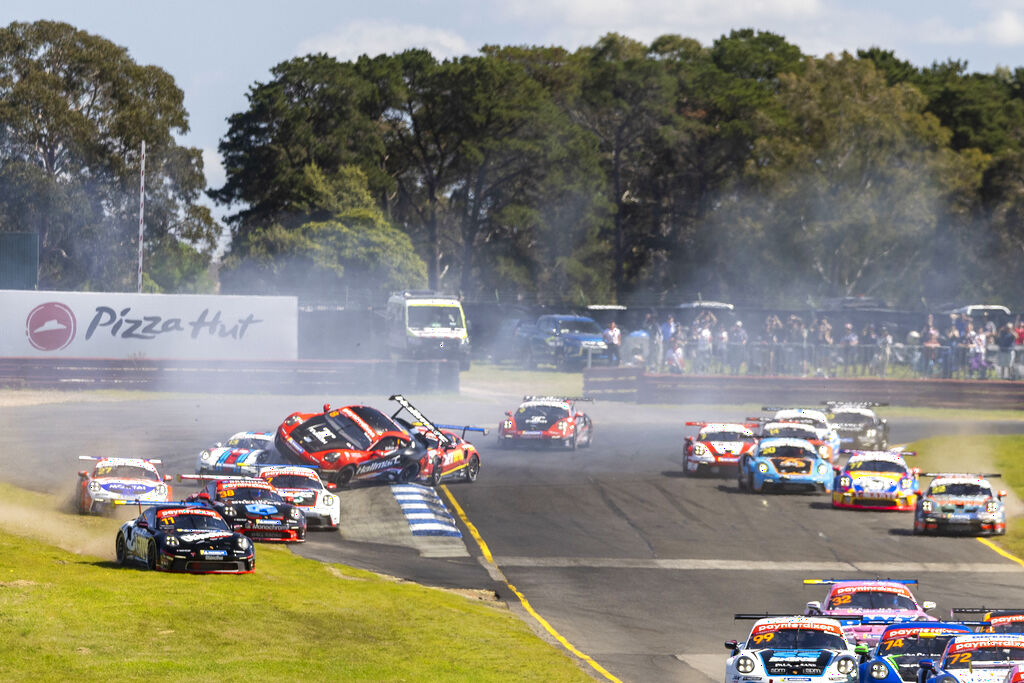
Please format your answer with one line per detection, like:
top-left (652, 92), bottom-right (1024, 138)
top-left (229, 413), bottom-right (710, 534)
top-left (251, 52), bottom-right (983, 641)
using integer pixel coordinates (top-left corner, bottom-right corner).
top-left (5, 390), bottom-right (1024, 683)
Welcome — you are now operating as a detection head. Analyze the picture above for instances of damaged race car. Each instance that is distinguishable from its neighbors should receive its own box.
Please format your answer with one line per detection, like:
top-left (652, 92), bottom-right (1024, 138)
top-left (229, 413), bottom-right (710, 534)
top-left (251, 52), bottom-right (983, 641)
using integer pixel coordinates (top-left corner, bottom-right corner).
top-left (497, 396), bottom-right (593, 450)
top-left (276, 395), bottom-right (484, 487)
top-left (725, 615), bottom-right (859, 683)
top-left (832, 450), bottom-right (920, 511)
top-left (824, 401), bottom-right (889, 450)
top-left (77, 456), bottom-right (172, 514)
top-left (914, 473), bottom-right (1007, 536)
top-left (257, 466), bottom-right (340, 530)
top-left (682, 421), bottom-right (757, 476)
top-left (181, 475), bottom-right (306, 542)
top-left (115, 503), bottom-right (255, 574)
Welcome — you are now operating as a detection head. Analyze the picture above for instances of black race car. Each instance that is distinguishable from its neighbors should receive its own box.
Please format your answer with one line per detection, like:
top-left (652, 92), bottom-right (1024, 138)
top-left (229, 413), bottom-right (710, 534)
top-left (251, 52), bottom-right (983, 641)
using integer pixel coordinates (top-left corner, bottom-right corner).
top-left (181, 476), bottom-right (306, 542)
top-left (824, 401), bottom-right (889, 450)
top-left (115, 503), bottom-right (255, 573)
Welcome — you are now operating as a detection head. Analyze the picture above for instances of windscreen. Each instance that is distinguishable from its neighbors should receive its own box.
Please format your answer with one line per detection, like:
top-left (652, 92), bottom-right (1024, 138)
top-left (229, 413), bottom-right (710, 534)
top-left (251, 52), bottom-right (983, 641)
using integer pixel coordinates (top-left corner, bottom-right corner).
top-left (262, 473), bottom-right (321, 491)
top-left (878, 633), bottom-right (958, 658)
top-left (765, 425), bottom-right (817, 439)
top-left (831, 411), bottom-right (875, 425)
top-left (943, 646), bottom-right (1024, 669)
top-left (518, 405), bottom-right (569, 429)
top-left (157, 512), bottom-right (230, 532)
top-left (322, 412), bottom-right (374, 451)
top-left (848, 460), bottom-right (906, 474)
top-left (700, 430), bottom-right (754, 442)
top-left (929, 483), bottom-right (990, 497)
top-left (218, 486), bottom-right (283, 503)
top-left (746, 627), bottom-right (847, 651)
top-left (408, 305), bottom-right (464, 329)
top-left (556, 319), bottom-right (601, 334)
top-left (93, 465), bottom-right (159, 481)
top-left (227, 436), bottom-right (271, 449)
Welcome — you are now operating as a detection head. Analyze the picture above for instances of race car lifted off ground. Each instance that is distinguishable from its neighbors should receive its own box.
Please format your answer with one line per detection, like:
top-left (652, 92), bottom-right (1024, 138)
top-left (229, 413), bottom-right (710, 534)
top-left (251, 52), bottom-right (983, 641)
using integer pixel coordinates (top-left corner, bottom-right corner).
top-left (497, 396), bottom-right (593, 450)
top-left (276, 395), bottom-right (484, 487)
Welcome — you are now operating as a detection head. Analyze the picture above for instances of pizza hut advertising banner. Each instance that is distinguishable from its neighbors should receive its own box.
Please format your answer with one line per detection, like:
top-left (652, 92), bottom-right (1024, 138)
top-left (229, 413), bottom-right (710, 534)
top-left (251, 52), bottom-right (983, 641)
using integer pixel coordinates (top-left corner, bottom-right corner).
top-left (0, 290), bottom-right (297, 360)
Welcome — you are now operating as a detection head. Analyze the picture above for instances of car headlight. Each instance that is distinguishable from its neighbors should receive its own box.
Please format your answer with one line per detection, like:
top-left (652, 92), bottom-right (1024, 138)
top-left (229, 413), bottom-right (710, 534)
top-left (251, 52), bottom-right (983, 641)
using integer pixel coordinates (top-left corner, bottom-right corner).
top-left (869, 660), bottom-right (889, 678)
top-left (503, 420), bottom-right (513, 430)
top-left (284, 415), bottom-right (303, 426)
top-left (921, 500), bottom-right (933, 512)
top-left (818, 445), bottom-right (829, 457)
top-left (693, 443), bottom-right (708, 456)
top-left (290, 507), bottom-right (302, 520)
top-left (200, 450), bottom-right (211, 462)
top-left (901, 478), bottom-right (914, 489)
top-left (223, 506), bottom-right (236, 517)
top-left (322, 494), bottom-right (335, 506)
top-left (736, 655), bottom-right (756, 674)
top-left (165, 535), bottom-right (179, 547)
top-left (88, 481), bottom-right (100, 492)
top-left (835, 656), bottom-right (857, 675)
top-left (817, 463), bottom-right (828, 475)
top-left (839, 476), bottom-right (852, 488)
top-left (757, 462), bottom-right (769, 473)
top-left (235, 536), bottom-right (250, 550)
top-left (864, 428), bottom-right (876, 438)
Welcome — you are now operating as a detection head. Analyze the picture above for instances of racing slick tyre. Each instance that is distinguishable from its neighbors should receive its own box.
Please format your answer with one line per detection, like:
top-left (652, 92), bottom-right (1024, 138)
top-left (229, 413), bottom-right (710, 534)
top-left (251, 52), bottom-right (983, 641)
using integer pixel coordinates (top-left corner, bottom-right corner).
top-left (146, 541), bottom-right (158, 571)
top-left (398, 462), bottom-right (420, 484)
top-left (428, 457), bottom-right (443, 487)
top-left (566, 434), bottom-right (577, 450)
top-left (115, 532), bottom-right (127, 566)
top-left (465, 454), bottom-right (480, 483)
top-left (332, 466), bottom-right (355, 489)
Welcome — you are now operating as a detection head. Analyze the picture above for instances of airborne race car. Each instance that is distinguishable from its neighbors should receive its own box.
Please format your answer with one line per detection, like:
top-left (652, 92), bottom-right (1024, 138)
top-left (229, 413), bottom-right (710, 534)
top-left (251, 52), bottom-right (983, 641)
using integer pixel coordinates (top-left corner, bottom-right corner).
top-left (682, 421), bottom-right (757, 476)
top-left (77, 456), bottom-right (172, 514)
top-left (832, 450), bottom-right (920, 511)
top-left (276, 395), bottom-right (483, 487)
top-left (182, 475), bottom-right (306, 542)
top-left (724, 615), bottom-right (859, 682)
top-left (824, 401), bottom-right (890, 450)
top-left (914, 473), bottom-right (1007, 536)
top-left (804, 579), bottom-right (937, 646)
top-left (115, 503), bottom-right (255, 574)
top-left (497, 396), bottom-right (593, 450)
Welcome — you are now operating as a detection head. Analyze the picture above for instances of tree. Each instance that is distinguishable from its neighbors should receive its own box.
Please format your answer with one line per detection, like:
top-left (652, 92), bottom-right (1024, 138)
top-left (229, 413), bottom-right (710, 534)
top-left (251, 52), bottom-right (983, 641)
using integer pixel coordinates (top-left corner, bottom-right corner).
top-left (0, 20), bottom-right (217, 291)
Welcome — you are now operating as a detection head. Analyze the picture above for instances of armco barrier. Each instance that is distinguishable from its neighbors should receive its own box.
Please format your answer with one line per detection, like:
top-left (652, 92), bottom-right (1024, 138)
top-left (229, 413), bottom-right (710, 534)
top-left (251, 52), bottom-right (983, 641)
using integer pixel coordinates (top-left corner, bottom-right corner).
top-left (583, 368), bottom-right (1024, 409)
top-left (0, 358), bottom-right (459, 395)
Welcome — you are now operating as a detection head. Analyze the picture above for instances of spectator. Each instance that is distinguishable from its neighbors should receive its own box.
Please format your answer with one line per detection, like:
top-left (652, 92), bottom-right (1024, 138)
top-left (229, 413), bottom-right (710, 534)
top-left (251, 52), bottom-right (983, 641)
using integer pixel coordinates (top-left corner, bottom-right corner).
top-left (875, 326), bottom-right (893, 377)
top-left (643, 313), bottom-right (663, 372)
top-left (1016, 318), bottom-right (1024, 346)
top-left (970, 331), bottom-right (990, 379)
top-left (660, 315), bottom-right (678, 351)
top-left (666, 340), bottom-right (685, 374)
top-left (695, 324), bottom-right (712, 373)
top-left (840, 323), bottom-right (858, 375)
top-left (996, 323), bottom-right (1016, 379)
top-left (729, 320), bottom-right (747, 374)
top-left (603, 321), bottom-right (622, 367)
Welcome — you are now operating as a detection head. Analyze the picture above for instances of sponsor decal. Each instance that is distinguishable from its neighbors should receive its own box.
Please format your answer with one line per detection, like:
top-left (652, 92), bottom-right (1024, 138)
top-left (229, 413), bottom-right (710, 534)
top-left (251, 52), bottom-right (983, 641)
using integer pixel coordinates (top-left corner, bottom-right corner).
top-left (178, 532), bottom-right (231, 543)
top-left (244, 504), bottom-right (279, 516)
top-left (356, 455), bottom-right (401, 475)
top-left (752, 621), bottom-right (842, 636)
top-left (26, 302), bottom-right (76, 351)
top-left (85, 306), bottom-right (262, 341)
top-left (834, 584), bottom-right (910, 596)
top-left (950, 638), bottom-right (1024, 652)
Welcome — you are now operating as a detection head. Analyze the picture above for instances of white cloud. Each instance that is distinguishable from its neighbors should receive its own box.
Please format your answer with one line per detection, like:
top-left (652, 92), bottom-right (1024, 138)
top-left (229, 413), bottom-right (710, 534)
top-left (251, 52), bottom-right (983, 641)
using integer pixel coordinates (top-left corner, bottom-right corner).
top-left (202, 148), bottom-right (226, 192)
top-left (981, 10), bottom-right (1024, 45)
top-left (296, 20), bottom-right (474, 61)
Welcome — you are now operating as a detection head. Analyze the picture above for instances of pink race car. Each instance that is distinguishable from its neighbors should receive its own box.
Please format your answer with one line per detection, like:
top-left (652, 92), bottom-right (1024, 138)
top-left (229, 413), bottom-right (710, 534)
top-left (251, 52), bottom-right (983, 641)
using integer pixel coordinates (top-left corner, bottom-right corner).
top-left (803, 579), bottom-right (937, 646)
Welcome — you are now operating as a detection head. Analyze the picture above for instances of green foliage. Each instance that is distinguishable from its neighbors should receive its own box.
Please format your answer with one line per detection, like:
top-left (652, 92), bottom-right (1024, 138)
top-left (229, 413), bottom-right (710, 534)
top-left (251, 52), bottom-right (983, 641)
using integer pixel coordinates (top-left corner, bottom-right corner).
top-left (0, 20), bottom-right (217, 292)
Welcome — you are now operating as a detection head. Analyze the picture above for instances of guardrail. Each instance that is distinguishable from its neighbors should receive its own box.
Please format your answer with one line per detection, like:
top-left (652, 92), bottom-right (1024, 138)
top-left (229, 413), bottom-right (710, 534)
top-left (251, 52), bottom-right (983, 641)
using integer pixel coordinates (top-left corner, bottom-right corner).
top-left (0, 358), bottom-right (460, 395)
top-left (583, 368), bottom-right (1024, 409)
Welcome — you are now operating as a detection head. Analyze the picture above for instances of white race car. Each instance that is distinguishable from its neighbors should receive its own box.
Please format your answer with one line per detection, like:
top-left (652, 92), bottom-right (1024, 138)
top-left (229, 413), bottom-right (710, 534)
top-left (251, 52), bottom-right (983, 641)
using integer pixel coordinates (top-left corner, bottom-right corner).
top-left (725, 615), bottom-right (859, 683)
top-left (77, 456), bottom-right (172, 514)
top-left (258, 466), bottom-right (340, 530)
top-left (196, 431), bottom-right (278, 476)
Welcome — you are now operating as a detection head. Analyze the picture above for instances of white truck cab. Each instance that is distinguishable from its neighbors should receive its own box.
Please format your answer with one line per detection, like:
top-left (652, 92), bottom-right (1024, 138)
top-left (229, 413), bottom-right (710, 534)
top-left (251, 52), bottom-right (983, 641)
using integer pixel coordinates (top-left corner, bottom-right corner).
top-left (386, 291), bottom-right (471, 369)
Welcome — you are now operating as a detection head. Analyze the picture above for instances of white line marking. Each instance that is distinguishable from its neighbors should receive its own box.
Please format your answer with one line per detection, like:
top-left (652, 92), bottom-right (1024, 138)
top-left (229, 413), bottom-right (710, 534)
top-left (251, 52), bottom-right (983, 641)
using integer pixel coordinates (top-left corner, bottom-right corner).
top-left (492, 557), bottom-right (1024, 572)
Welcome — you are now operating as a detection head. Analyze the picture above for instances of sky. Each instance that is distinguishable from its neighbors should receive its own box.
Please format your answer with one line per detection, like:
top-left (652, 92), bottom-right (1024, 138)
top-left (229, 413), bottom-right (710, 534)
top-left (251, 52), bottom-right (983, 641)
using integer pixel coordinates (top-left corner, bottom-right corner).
top-left (5, 0), bottom-right (1024, 213)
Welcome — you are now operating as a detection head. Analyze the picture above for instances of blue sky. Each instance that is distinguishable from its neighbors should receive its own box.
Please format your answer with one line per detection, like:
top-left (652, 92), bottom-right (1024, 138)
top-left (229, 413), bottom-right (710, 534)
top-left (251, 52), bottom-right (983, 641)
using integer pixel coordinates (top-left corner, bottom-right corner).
top-left (5, 0), bottom-right (1024, 201)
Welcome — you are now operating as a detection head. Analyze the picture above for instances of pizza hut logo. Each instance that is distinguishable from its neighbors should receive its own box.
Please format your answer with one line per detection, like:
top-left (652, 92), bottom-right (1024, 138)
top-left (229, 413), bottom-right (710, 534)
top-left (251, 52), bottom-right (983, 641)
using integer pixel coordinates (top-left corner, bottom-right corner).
top-left (26, 302), bottom-right (76, 351)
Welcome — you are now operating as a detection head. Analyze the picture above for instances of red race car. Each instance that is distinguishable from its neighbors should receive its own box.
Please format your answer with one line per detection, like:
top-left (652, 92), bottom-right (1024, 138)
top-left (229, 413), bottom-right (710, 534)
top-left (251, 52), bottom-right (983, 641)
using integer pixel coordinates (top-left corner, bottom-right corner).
top-left (682, 422), bottom-right (758, 476)
top-left (276, 395), bottom-right (483, 487)
top-left (497, 396), bottom-right (593, 450)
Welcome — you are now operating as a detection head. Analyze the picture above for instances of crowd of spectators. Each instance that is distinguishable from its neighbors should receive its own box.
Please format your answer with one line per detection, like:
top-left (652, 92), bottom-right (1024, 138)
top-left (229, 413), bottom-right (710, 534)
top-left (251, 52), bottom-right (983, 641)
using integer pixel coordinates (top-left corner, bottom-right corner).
top-left (612, 310), bottom-right (1024, 380)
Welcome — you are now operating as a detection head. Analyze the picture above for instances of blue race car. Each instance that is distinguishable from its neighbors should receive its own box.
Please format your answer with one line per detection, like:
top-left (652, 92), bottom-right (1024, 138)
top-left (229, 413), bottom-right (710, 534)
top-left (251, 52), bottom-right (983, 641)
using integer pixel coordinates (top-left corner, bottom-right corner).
top-left (858, 622), bottom-right (971, 682)
top-left (737, 437), bottom-right (836, 494)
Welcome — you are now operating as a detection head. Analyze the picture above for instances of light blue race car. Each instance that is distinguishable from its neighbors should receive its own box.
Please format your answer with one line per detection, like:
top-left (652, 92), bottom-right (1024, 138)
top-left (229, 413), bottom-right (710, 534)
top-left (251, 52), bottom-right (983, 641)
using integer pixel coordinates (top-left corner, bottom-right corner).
top-left (737, 437), bottom-right (836, 494)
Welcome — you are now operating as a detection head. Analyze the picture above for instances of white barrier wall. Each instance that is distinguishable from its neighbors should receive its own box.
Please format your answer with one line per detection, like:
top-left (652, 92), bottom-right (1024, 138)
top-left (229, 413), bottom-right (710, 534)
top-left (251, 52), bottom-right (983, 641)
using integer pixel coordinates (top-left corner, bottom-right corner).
top-left (0, 290), bottom-right (297, 360)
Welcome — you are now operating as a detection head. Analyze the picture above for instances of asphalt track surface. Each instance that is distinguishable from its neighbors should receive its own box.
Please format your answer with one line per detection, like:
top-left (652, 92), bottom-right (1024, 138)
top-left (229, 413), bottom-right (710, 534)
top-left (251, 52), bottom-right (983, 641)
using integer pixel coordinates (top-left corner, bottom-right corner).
top-left (6, 391), bottom-right (1024, 683)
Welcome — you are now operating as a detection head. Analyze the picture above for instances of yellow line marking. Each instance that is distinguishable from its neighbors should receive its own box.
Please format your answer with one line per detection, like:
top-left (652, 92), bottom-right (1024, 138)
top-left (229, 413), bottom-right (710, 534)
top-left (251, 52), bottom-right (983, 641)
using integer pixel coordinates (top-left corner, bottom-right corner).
top-left (977, 537), bottom-right (1024, 568)
top-left (441, 485), bottom-right (622, 683)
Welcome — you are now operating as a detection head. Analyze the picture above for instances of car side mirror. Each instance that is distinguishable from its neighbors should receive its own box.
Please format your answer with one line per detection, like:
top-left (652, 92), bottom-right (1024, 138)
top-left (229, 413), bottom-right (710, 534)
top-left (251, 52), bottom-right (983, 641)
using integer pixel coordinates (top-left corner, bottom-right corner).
top-left (999, 490), bottom-right (1008, 499)
top-left (724, 640), bottom-right (739, 655)
top-left (922, 601), bottom-right (936, 611)
top-left (505, 411), bottom-right (512, 418)
top-left (215, 442), bottom-right (223, 448)
top-left (199, 492), bottom-right (211, 501)
top-left (136, 520), bottom-right (149, 529)
top-left (805, 600), bottom-right (822, 615)
top-left (285, 496), bottom-right (294, 504)
top-left (919, 658), bottom-right (935, 678)
top-left (78, 470), bottom-right (89, 478)
top-left (326, 482), bottom-right (337, 491)
top-left (323, 403), bottom-right (331, 413)
top-left (854, 644), bottom-right (870, 661)
top-left (163, 475), bottom-right (172, 483)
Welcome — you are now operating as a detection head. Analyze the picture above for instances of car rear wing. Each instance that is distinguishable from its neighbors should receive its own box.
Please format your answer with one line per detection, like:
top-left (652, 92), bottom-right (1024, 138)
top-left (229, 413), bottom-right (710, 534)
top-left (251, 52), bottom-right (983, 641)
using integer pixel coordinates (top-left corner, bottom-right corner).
top-left (686, 421), bottom-right (760, 429)
top-left (179, 473), bottom-right (264, 483)
top-left (734, 613), bottom-right (930, 626)
top-left (389, 394), bottom-right (451, 447)
top-left (522, 395), bottom-right (594, 403)
top-left (922, 472), bottom-right (1001, 478)
top-left (950, 607), bottom-right (1024, 616)
top-left (803, 579), bottom-right (919, 585)
top-left (822, 401), bottom-right (889, 408)
top-left (79, 455), bottom-right (163, 464)
top-left (839, 449), bottom-right (916, 457)
top-left (434, 423), bottom-right (489, 440)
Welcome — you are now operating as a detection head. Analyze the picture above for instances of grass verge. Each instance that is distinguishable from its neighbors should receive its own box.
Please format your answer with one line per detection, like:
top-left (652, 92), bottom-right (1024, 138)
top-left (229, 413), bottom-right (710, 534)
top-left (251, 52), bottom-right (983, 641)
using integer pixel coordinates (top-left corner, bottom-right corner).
top-left (906, 434), bottom-right (1024, 559)
top-left (463, 362), bottom-right (583, 398)
top-left (0, 484), bottom-right (588, 682)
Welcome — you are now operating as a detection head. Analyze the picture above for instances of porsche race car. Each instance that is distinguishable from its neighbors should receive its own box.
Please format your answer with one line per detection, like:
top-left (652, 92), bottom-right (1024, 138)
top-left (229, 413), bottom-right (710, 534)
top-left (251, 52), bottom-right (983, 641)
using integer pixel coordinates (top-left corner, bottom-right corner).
top-left (758, 420), bottom-right (836, 463)
top-left (115, 503), bottom-right (255, 573)
top-left (682, 422), bottom-right (757, 476)
top-left (914, 473), bottom-right (1007, 536)
top-left (77, 456), bottom-right (172, 514)
top-left (737, 437), bottom-right (836, 494)
top-left (196, 431), bottom-right (290, 476)
top-left (389, 394), bottom-right (484, 485)
top-left (763, 407), bottom-right (841, 461)
top-left (824, 401), bottom-right (889, 450)
top-left (258, 466), bottom-right (340, 530)
top-left (917, 633), bottom-right (1024, 682)
top-left (724, 615), bottom-right (859, 682)
top-left (497, 396), bottom-right (593, 450)
top-left (950, 608), bottom-right (1024, 635)
top-left (804, 579), bottom-right (937, 646)
top-left (858, 622), bottom-right (972, 682)
top-left (182, 475), bottom-right (306, 542)
top-left (831, 450), bottom-right (920, 511)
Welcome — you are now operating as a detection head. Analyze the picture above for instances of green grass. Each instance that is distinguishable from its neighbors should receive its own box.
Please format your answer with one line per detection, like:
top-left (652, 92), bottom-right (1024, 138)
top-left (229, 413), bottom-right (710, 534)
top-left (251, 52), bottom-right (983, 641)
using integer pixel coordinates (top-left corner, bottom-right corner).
top-left (905, 434), bottom-right (1024, 558)
top-left (463, 362), bottom-right (584, 397)
top-left (0, 484), bottom-right (588, 682)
